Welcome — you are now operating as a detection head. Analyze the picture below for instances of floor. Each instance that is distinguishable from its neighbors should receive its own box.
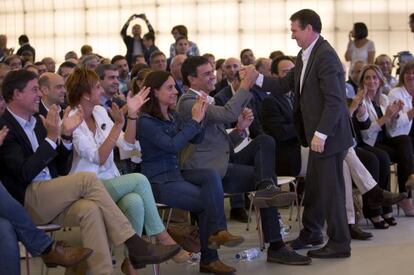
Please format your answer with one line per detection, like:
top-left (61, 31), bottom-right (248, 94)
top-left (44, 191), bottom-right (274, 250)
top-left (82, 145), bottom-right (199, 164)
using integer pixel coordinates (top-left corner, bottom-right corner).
top-left (21, 198), bottom-right (414, 275)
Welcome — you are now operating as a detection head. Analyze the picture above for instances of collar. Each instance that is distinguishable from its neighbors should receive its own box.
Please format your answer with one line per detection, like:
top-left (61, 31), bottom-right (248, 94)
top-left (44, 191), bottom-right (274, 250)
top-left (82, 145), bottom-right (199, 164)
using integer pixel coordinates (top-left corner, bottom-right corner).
top-left (301, 35), bottom-right (319, 61)
top-left (7, 107), bottom-right (36, 130)
top-left (40, 100), bottom-right (61, 113)
top-left (100, 95), bottom-right (112, 106)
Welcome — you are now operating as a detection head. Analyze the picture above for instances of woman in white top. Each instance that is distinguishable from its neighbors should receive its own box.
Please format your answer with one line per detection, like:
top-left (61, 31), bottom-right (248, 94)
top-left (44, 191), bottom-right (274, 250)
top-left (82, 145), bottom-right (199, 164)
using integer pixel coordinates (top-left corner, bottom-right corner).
top-left (65, 67), bottom-right (188, 274)
top-left (345, 22), bottom-right (376, 69)
top-left (354, 64), bottom-right (414, 217)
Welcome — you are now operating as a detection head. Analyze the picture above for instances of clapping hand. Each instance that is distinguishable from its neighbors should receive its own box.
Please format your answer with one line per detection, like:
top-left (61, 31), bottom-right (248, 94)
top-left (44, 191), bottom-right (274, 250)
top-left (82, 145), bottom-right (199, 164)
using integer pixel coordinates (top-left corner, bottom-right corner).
top-left (126, 87), bottom-right (150, 117)
top-left (0, 126), bottom-right (9, 146)
top-left (61, 106), bottom-right (84, 137)
top-left (40, 105), bottom-right (61, 142)
top-left (191, 96), bottom-right (208, 123)
top-left (108, 103), bottom-right (125, 127)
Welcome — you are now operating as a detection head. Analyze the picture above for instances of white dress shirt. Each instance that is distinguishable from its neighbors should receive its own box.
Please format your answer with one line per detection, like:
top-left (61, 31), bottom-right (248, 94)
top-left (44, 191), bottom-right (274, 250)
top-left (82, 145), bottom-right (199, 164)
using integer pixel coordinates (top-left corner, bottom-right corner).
top-left (70, 105), bottom-right (141, 180)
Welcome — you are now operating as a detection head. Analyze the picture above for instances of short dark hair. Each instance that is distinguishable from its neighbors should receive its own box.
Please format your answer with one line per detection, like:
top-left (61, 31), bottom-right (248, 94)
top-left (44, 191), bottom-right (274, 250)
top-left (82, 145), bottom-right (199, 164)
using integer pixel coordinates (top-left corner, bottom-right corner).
top-left (181, 56), bottom-right (210, 86)
top-left (2, 70), bottom-right (37, 103)
top-left (215, 58), bottom-right (225, 70)
top-left (140, 70), bottom-right (172, 120)
top-left (290, 9), bottom-right (322, 33)
top-left (18, 35), bottom-right (29, 44)
top-left (149, 51), bottom-right (166, 64)
top-left (132, 54), bottom-right (145, 64)
top-left (269, 50), bottom-right (285, 60)
top-left (353, 22), bottom-right (368, 40)
top-left (111, 55), bottom-right (126, 64)
top-left (171, 25), bottom-right (188, 37)
top-left (95, 64), bottom-right (118, 80)
top-left (34, 61), bottom-right (44, 66)
top-left (143, 32), bottom-right (155, 42)
top-left (57, 61), bottom-right (76, 76)
top-left (240, 49), bottom-right (252, 60)
top-left (175, 36), bottom-right (188, 43)
top-left (131, 63), bottom-right (150, 79)
top-left (409, 13), bottom-right (414, 22)
top-left (271, 56), bottom-right (294, 75)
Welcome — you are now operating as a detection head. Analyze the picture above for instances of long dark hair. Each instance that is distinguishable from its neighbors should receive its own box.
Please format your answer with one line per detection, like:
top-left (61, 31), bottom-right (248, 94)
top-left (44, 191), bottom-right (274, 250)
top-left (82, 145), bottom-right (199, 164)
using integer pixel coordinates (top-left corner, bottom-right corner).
top-left (140, 70), bottom-right (173, 120)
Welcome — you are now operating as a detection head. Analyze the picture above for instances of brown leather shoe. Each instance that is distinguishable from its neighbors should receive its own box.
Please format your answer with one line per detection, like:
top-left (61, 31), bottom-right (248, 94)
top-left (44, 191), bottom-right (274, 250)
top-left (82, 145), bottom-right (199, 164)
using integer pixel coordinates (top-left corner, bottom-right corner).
top-left (41, 241), bottom-right (93, 268)
top-left (167, 224), bottom-right (201, 253)
top-left (208, 230), bottom-right (244, 250)
top-left (200, 260), bottom-right (236, 274)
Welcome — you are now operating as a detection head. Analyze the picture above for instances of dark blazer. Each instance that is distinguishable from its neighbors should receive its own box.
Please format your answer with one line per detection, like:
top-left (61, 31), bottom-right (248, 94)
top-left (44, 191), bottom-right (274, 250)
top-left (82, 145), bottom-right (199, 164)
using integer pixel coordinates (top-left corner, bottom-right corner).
top-left (210, 79), bottom-right (229, 97)
top-left (120, 22), bottom-right (154, 67)
top-left (0, 110), bottom-right (72, 204)
top-left (214, 85), bottom-right (263, 138)
top-left (261, 94), bottom-right (301, 176)
top-left (38, 101), bottom-right (64, 119)
top-left (261, 36), bottom-right (353, 157)
top-left (137, 112), bottom-right (204, 183)
top-left (16, 43), bottom-right (36, 61)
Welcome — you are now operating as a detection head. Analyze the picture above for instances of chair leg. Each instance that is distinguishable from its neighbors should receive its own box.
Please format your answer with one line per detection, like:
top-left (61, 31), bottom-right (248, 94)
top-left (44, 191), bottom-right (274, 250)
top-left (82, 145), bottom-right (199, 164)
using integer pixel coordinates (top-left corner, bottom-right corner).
top-left (165, 208), bottom-right (173, 229)
top-left (25, 247), bottom-right (31, 275)
top-left (297, 191), bottom-right (305, 230)
top-left (246, 192), bottom-right (255, 231)
top-left (253, 205), bottom-right (265, 251)
top-left (150, 236), bottom-right (161, 275)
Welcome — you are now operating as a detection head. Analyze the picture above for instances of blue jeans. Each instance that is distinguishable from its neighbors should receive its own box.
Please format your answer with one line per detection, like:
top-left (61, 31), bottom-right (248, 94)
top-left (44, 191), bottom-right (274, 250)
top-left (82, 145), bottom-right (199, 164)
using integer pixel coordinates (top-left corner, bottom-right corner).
top-left (0, 182), bottom-right (52, 274)
top-left (150, 169), bottom-right (227, 263)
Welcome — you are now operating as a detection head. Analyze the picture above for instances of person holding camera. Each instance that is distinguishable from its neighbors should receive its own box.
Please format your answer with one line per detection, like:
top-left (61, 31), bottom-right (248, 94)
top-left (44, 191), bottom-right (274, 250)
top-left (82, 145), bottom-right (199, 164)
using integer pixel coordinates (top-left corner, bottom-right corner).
top-left (121, 13), bottom-right (154, 67)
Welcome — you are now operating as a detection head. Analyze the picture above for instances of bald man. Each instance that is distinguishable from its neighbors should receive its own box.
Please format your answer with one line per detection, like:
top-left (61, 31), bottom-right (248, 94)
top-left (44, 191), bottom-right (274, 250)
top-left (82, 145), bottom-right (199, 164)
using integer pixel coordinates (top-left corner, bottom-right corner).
top-left (170, 54), bottom-right (188, 97)
top-left (38, 73), bottom-right (66, 117)
top-left (211, 57), bottom-right (241, 97)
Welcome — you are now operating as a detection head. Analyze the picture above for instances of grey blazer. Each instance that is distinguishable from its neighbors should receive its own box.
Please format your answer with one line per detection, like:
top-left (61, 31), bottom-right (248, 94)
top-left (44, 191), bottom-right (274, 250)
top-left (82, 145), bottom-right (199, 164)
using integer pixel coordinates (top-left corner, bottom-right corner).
top-left (261, 36), bottom-right (353, 157)
top-left (176, 88), bottom-right (252, 177)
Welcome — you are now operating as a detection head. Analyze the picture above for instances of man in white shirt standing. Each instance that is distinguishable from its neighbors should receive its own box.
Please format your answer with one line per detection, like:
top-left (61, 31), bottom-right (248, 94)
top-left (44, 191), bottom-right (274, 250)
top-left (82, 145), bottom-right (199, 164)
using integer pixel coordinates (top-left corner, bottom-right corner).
top-left (250, 9), bottom-right (353, 259)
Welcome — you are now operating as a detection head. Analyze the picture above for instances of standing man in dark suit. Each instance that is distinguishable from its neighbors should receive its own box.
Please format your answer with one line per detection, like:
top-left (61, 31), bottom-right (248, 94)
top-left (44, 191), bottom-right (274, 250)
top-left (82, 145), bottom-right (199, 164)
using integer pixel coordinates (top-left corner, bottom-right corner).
top-left (120, 14), bottom-right (154, 68)
top-left (16, 35), bottom-right (35, 62)
top-left (250, 9), bottom-right (353, 258)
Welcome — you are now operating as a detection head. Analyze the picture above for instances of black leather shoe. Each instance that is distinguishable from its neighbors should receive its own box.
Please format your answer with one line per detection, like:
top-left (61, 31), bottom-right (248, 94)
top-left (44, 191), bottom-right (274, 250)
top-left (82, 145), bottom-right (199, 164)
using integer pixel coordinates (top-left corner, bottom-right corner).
top-left (349, 224), bottom-right (372, 240)
top-left (267, 246), bottom-right (311, 265)
top-left (230, 208), bottom-right (249, 223)
top-left (307, 246), bottom-right (350, 258)
top-left (129, 243), bottom-right (181, 268)
top-left (286, 232), bottom-right (324, 250)
top-left (253, 185), bottom-right (296, 208)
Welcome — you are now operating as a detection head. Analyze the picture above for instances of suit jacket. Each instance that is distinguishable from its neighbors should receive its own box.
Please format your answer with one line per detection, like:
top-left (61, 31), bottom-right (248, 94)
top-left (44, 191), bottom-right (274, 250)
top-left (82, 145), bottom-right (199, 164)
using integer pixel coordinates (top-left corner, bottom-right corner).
top-left (0, 110), bottom-right (72, 204)
top-left (210, 79), bottom-right (229, 97)
top-left (261, 36), bottom-right (353, 157)
top-left (261, 94), bottom-right (301, 176)
top-left (16, 43), bottom-right (36, 61)
top-left (214, 85), bottom-right (263, 138)
top-left (177, 88), bottom-right (252, 178)
top-left (38, 101), bottom-right (64, 119)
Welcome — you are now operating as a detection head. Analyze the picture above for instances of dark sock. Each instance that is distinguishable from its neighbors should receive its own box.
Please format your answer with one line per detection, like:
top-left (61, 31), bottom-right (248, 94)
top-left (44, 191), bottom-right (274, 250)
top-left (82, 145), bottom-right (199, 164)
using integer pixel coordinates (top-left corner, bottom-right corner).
top-left (42, 242), bottom-right (53, 255)
top-left (269, 240), bottom-right (285, 251)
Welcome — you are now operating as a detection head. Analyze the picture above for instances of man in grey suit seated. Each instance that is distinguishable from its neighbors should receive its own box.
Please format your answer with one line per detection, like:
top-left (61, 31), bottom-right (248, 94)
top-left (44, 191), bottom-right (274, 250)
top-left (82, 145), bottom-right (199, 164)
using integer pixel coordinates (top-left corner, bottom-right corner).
top-left (177, 56), bottom-right (311, 265)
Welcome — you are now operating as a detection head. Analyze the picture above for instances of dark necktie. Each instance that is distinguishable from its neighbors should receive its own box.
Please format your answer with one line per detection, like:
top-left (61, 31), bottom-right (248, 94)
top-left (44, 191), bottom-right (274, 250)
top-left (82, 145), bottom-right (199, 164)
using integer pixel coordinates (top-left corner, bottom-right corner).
top-left (105, 99), bottom-right (112, 108)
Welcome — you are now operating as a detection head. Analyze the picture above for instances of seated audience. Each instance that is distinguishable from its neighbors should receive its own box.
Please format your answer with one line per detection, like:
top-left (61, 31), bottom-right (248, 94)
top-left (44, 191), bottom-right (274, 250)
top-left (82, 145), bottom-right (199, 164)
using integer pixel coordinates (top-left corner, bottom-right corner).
top-left (149, 51), bottom-right (167, 72)
top-left (0, 69), bottom-right (180, 274)
top-left (353, 64), bottom-right (414, 218)
top-left (177, 56), bottom-right (310, 267)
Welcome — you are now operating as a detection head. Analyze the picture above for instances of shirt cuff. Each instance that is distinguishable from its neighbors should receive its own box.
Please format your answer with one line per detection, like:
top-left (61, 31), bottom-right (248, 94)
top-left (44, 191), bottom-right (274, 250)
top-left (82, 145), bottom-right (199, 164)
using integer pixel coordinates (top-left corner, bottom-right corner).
top-left (45, 138), bottom-right (57, 149)
top-left (357, 111), bottom-right (369, 122)
top-left (314, 131), bottom-right (328, 141)
top-left (255, 73), bottom-right (264, 88)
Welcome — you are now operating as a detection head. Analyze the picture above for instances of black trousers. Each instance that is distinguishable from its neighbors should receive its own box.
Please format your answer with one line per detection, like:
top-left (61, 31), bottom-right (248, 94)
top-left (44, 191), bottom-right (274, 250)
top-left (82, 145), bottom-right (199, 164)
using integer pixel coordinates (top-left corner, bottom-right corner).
top-left (357, 146), bottom-right (393, 217)
top-left (222, 135), bottom-right (281, 243)
top-left (301, 149), bottom-right (350, 252)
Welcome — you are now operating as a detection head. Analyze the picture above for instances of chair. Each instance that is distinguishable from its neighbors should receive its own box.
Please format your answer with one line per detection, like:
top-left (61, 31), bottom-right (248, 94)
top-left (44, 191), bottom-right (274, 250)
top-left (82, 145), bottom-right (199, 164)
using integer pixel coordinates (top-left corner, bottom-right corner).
top-left (24, 224), bottom-right (61, 275)
top-left (245, 177), bottom-right (303, 250)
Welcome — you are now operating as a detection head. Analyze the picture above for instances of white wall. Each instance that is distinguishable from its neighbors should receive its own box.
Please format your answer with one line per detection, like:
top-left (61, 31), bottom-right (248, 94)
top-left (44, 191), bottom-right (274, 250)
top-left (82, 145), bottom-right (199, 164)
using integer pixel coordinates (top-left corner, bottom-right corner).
top-left (0, 0), bottom-right (413, 67)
